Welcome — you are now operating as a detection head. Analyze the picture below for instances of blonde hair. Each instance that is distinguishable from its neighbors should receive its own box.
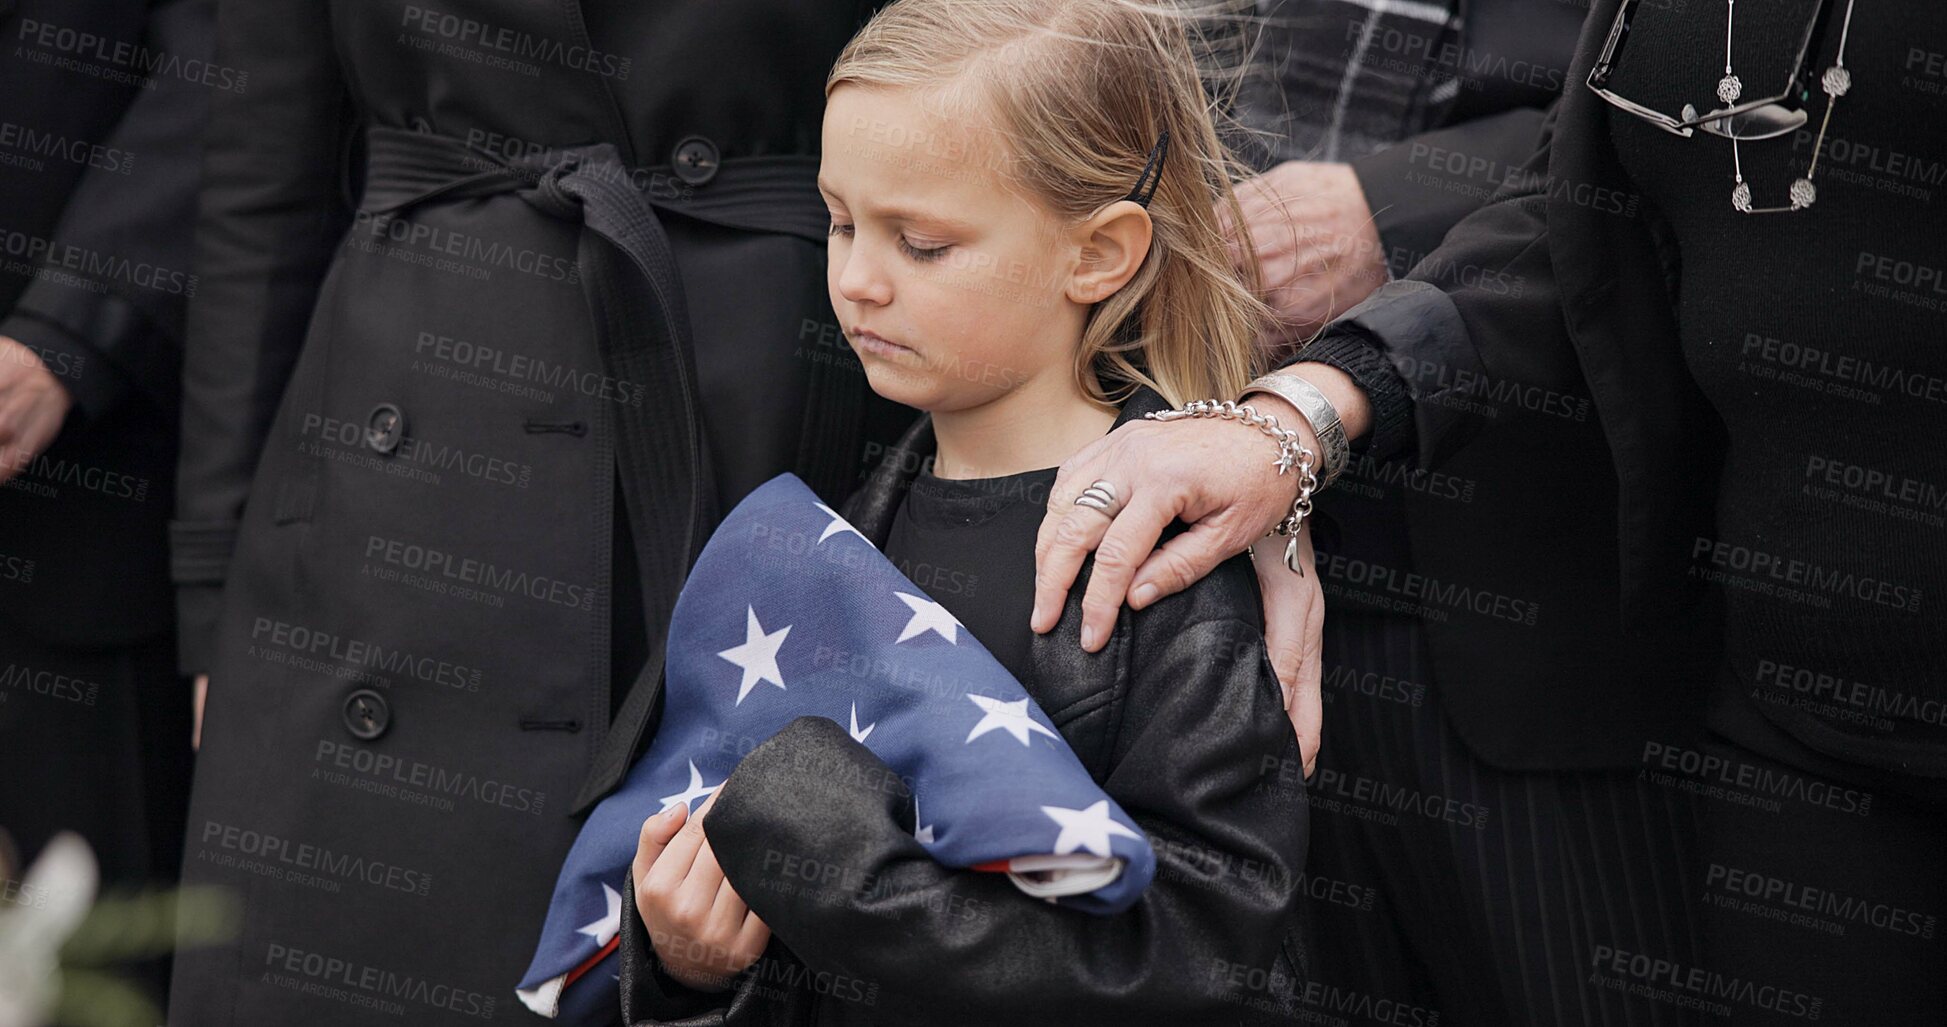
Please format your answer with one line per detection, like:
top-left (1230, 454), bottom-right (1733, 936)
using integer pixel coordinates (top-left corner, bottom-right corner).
top-left (827, 0), bottom-right (1272, 409)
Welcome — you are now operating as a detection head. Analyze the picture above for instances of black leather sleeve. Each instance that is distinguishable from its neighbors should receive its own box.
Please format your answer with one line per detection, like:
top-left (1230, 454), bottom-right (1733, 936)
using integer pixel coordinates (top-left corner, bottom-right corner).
top-left (619, 869), bottom-right (800, 1026)
top-left (648, 606), bottom-right (1306, 1025)
top-left (168, 0), bottom-right (356, 673)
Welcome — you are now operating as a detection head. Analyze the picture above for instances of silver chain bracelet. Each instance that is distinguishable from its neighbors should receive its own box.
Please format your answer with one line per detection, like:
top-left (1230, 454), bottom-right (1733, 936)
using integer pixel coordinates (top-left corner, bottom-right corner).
top-left (1143, 399), bottom-right (1317, 575)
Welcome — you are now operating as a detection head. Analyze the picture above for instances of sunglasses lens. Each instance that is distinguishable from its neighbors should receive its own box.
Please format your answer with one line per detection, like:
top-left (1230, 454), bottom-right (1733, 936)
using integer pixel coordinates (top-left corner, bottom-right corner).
top-left (1697, 102), bottom-right (1809, 140)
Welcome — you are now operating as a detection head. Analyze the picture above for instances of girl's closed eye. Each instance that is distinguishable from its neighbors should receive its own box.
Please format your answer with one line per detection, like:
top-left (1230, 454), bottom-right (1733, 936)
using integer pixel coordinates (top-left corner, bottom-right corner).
top-left (898, 236), bottom-right (950, 262)
top-left (824, 221), bottom-right (946, 264)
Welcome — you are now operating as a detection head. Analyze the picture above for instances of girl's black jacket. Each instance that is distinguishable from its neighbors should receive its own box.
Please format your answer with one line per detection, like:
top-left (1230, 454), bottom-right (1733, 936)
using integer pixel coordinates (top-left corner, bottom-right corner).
top-left (620, 385), bottom-right (1310, 1025)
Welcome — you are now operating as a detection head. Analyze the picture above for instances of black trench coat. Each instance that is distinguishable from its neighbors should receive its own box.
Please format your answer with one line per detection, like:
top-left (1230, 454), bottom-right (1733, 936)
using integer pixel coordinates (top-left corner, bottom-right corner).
top-left (167, 2), bottom-right (908, 1024)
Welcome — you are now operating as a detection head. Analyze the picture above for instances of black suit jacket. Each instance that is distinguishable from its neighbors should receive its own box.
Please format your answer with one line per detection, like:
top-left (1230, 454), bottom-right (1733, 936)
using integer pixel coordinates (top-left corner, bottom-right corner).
top-left (1350, 0), bottom-right (1588, 269)
top-left (1298, 1), bottom-right (1723, 771)
top-left (0, 0), bottom-right (208, 647)
top-left (1269, 0), bottom-right (1585, 624)
top-left (620, 388), bottom-right (1309, 1026)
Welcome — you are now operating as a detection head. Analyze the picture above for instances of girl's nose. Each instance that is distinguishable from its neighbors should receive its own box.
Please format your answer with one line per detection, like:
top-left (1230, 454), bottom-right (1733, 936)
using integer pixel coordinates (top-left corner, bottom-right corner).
top-left (835, 240), bottom-right (893, 307)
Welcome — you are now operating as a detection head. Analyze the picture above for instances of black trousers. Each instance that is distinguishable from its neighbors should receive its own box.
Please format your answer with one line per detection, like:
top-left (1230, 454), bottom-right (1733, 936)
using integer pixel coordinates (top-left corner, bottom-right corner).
top-left (1296, 611), bottom-right (1704, 1027)
top-left (0, 617), bottom-right (191, 1004)
top-left (1693, 733), bottom-right (1947, 1025)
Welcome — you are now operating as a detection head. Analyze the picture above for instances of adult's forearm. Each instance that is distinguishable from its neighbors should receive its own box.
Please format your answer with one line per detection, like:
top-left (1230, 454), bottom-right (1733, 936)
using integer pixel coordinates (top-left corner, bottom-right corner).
top-left (1245, 327), bottom-right (1416, 469)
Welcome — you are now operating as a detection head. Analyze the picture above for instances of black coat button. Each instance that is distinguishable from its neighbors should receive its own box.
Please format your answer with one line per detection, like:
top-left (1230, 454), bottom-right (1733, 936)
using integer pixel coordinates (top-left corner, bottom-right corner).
top-left (671, 136), bottom-right (720, 186)
top-left (365, 403), bottom-right (405, 454)
top-left (343, 689), bottom-right (391, 741)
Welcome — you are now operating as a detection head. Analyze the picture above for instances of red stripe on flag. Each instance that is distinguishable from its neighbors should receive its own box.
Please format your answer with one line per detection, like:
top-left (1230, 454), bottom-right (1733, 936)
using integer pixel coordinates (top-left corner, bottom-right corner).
top-left (564, 937), bottom-right (619, 989)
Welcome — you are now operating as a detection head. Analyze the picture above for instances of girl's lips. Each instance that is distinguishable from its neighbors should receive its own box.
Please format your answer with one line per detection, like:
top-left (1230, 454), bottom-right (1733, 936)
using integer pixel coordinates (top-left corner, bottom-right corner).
top-left (853, 331), bottom-right (915, 358)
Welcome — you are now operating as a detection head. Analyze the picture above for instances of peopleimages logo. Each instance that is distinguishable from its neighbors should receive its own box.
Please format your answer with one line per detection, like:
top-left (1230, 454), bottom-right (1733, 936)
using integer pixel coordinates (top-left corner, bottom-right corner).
top-left (1393, 354), bottom-right (1590, 422)
top-left (398, 6), bottom-right (632, 80)
top-left (1740, 331), bottom-right (1947, 405)
top-left (1208, 958), bottom-right (1443, 1026)
top-left (1298, 764), bottom-right (1491, 830)
top-left (1691, 537), bottom-right (1922, 613)
top-left (2, 450), bottom-right (151, 501)
top-left (0, 121), bottom-right (135, 174)
top-left (1703, 863), bottom-right (1937, 939)
top-left (200, 820), bottom-right (433, 897)
top-left (1405, 142), bottom-right (1641, 218)
top-left (0, 552), bottom-right (33, 584)
top-left (413, 331), bottom-right (642, 406)
top-left (301, 413), bottom-right (533, 489)
top-left (1753, 658), bottom-right (1947, 728)
top-left (1333, 451), bottom-right (1477, 504)
top-left (1317, 552), bottom-right (1541, 626)
top-left (1640, 741), bottom-right (1873, 816)
top-left (313, 739), bottom-right (546, 815)
top-left (1803, 454), bottom-right (1947, 513)
top-left (263, 943), bottom-right (496, 1019)
top-left (0, 663), bottom-right (100, 706)
top-left (14, 18), bottom-right (248, 91)
top-left (1589, 945), bottom-right (1822, 1020)
top-left (363, 535), bottom-right (595, 611)
top-left (249, 617), bottom-right (482, 692)
top-left (0, 228), bottom-right (197, 296)
top-left (1346, 22), bottom-right (1566, 94)
top-left (347, 210), bottom-right (579, 283)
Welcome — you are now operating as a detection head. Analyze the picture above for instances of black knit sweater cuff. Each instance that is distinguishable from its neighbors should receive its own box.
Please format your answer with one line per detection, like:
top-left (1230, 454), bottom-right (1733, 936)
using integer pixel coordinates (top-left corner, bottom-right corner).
top-left (1281, 330), bottom-right (1413, 463)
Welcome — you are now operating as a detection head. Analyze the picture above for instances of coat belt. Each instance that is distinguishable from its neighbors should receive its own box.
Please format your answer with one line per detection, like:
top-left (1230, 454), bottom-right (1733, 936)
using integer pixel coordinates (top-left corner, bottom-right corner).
top-left (357, 125), bottom-right (785, 814)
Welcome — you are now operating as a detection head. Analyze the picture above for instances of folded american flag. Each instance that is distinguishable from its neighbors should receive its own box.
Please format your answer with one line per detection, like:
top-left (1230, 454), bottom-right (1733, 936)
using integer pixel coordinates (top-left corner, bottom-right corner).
top-left (516, 472), bottom-right (1156, 1021)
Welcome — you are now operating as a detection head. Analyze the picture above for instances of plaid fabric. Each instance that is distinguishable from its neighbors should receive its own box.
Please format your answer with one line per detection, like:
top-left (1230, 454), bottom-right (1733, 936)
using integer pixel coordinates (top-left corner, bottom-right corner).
top-left (1229, 0), bottom-right (1464, 167)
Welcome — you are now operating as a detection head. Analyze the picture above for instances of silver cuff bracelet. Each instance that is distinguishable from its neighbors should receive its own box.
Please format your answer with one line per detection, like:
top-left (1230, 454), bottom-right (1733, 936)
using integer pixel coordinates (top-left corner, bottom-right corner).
top-left (1240, 371), bottom-right (1349, 489)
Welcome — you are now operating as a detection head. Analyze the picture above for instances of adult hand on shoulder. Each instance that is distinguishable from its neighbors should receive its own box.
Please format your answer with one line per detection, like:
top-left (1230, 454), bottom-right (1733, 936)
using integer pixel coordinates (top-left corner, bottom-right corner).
top-left (633, 791), bottom-right (770, 993)
top-left (1030, 414), bottom-right (1299, 649)
top-left (1222, 161), bottom-right (1388, 361)
top-left (0, 335), bottom-right (74, 485)
top-left (1030, 414), bottom-right (1323, 774)
top-left (1032, 367), bottom-right (1367, 777)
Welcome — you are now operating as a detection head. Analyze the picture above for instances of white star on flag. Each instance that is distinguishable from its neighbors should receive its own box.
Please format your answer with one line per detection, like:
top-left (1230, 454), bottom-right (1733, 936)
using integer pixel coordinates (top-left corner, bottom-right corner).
top-left (658, 760), bottom-right (721, 812)
top-left (576, 883), bottom-right (624, 947)
top-left (965, 693), bottom-right (1060, 746)
top-left (848, 702), bottom-right (876, 743)
top-left (1042, 801), bottom-right (1141, 858)
top-left (814, 502), bottom-right (869, 545)
top-left (717, 605), bottom-right (791, 704)
top-left (894, 591), bottom-right (962, 644)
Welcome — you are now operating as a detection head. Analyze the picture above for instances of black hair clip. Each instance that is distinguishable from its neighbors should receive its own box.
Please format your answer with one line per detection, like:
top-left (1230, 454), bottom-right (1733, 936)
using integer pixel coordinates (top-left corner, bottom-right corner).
top-left (1124, 130), bottom-right (1170, 207)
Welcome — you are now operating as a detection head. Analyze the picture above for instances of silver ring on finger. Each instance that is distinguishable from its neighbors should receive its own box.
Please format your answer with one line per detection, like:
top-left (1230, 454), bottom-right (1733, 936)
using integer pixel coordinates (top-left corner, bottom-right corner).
top-left (1074, 479), bottom-right (1123, 519)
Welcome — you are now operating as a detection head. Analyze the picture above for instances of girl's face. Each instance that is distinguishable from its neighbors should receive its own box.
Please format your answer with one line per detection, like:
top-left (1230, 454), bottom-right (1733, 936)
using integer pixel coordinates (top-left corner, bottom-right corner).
top-left (819, 84), bottom-right (1097, 414)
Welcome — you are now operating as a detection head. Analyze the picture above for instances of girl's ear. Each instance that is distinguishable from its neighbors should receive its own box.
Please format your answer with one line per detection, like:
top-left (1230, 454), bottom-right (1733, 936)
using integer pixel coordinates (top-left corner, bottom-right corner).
top-left (1065, 199), bottom-right (1153, 305)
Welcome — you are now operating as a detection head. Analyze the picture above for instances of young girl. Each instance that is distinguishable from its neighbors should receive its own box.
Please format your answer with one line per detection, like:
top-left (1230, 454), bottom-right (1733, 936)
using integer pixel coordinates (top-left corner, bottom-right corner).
top-left (622, 1), bottom-right (1309, 1022)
